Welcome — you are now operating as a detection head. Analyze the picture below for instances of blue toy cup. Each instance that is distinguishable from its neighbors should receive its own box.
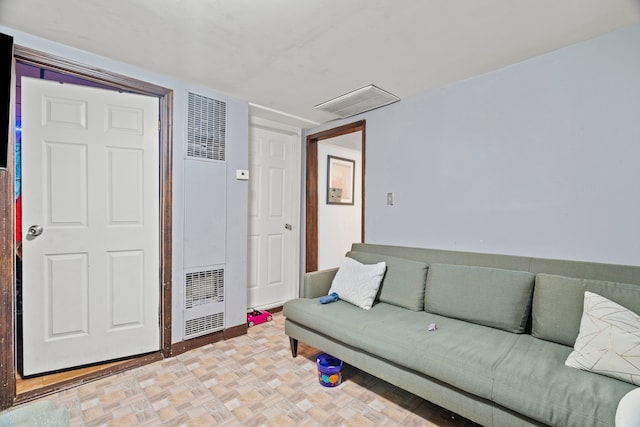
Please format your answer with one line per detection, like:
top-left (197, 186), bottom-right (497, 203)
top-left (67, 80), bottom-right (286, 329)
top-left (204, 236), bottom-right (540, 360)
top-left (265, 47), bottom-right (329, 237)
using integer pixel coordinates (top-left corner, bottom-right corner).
top-left (316, 353), bottom-right (343, 387)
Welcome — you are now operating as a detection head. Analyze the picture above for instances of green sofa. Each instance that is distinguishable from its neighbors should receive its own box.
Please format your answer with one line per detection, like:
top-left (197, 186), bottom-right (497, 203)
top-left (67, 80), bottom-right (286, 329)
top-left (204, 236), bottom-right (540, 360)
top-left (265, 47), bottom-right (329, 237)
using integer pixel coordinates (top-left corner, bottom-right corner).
top-left (283, 243), bottom-right (640, 427)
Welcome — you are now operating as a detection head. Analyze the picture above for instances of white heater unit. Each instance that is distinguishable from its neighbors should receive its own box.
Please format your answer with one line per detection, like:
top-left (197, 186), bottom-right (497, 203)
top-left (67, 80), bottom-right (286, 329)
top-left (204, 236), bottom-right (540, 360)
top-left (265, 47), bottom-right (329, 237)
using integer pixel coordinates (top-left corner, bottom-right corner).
top-left (183, 268), bottom-right (225, 339)
top-left (183, 90), bottom-right (228, 340)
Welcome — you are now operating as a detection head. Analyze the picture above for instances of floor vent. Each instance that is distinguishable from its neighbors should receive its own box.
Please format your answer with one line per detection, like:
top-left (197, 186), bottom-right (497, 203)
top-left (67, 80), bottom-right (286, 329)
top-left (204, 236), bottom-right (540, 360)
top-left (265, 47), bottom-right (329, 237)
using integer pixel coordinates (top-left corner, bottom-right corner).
top-left (187, 91), bottom-right (226, 161)
top-left (185, 312), bottom-right (224, 338)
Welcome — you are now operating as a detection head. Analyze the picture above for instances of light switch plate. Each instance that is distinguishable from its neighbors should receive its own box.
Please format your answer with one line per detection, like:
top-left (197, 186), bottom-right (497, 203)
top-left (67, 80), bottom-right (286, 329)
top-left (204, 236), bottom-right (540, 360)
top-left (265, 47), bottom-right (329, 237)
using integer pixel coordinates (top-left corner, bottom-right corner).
top-left (236, 169), bottom-right (249, 180)
top-left (387, 192), bottom-right (394, 205)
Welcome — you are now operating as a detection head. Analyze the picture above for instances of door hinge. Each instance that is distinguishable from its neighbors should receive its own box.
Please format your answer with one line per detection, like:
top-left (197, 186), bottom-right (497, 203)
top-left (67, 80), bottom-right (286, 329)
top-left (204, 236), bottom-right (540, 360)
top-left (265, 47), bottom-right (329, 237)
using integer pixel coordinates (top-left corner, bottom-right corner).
top-left (158, 120), bottom-right (161, 132)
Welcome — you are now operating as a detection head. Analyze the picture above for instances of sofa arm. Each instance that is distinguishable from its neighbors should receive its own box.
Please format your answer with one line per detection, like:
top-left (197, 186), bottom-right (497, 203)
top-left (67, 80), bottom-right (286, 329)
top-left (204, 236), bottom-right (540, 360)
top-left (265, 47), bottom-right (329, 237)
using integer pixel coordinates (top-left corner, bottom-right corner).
top-left (616, 387), bottom-right (640, 427)
top-left (303, 268), bottom-right (338, 299)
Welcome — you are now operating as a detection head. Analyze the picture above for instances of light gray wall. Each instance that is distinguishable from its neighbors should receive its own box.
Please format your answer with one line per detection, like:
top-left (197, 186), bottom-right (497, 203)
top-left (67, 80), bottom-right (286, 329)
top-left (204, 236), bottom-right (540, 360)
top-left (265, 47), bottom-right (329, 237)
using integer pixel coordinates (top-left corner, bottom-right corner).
top-left (3, 26), bottom-right (249, 342)
top-left (309, 24), bottom-right (640, 266)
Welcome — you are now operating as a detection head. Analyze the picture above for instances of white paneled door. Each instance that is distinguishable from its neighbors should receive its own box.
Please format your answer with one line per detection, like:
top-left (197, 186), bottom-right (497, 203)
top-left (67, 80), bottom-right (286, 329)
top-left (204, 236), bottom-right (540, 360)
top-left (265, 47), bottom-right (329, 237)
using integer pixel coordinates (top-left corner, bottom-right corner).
top-left (248, 121), bottom-right (300, 309)
top-left (21, 77), bottom-right (160, 375)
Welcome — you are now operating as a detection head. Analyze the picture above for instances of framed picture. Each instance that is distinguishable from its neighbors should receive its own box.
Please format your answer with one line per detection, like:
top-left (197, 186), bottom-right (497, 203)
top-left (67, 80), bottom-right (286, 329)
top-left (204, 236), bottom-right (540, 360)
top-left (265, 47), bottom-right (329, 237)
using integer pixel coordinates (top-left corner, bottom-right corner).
top-left (327, 155), bottom-right (355, 205)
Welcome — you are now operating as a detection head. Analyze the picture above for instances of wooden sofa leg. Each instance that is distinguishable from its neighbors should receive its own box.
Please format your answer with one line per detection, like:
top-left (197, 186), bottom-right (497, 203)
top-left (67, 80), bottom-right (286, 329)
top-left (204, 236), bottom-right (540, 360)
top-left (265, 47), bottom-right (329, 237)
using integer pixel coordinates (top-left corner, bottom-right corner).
top-left (289, 337), bottom-right (298, 357)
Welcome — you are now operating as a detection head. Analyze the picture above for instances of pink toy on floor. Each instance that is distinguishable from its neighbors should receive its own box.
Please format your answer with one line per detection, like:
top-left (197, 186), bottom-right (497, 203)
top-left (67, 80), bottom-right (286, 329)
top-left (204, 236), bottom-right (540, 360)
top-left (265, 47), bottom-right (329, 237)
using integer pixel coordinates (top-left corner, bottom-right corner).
top-left (247, 309), bottom-right (272, 327)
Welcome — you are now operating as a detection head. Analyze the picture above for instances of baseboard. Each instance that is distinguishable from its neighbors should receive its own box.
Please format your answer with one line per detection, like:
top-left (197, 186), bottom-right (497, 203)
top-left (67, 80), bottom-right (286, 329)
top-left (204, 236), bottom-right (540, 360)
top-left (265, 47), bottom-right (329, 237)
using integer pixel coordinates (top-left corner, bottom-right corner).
top-left (170, 323), bottom-right (248, 357)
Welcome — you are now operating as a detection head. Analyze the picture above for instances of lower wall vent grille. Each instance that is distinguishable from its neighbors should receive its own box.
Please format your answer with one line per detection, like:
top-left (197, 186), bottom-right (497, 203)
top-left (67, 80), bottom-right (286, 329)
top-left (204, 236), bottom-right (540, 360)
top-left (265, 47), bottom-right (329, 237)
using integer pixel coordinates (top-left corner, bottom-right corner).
top-left (184, 312), bottom-right (224, 338)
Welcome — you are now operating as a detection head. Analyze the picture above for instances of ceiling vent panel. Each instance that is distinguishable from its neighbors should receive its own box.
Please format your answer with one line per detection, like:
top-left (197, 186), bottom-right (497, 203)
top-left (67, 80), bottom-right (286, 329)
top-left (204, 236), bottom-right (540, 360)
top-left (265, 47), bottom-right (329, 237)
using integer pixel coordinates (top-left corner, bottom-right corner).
top-left (314, 84), bottom-right (400, 119)
top-left (187, 91), bottom-right (226, 161)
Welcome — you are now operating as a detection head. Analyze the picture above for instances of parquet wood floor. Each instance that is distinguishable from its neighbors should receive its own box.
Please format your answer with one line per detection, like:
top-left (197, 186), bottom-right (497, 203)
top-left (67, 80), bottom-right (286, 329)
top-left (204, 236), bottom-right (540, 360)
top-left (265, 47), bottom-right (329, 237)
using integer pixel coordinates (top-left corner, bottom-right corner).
top-left (10, 312), bottom-right (480, 426)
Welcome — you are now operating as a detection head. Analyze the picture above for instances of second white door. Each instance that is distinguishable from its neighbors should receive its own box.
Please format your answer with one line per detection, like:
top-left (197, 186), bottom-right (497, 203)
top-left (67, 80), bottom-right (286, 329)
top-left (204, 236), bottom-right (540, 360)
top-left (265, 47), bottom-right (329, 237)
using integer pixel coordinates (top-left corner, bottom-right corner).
top-left (248, 119), bottom-right (300, 309)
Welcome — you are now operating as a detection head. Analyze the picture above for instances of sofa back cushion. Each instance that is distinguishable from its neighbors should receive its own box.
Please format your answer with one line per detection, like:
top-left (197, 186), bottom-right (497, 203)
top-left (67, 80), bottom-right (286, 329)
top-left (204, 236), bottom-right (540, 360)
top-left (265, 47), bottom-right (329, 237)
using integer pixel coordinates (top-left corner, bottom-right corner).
top-left (346, 251), bottom-right (428, 311)
top-left (532, 273), bottom-right (640, 347)
top-left (424, 263), bottom-right (535, 333)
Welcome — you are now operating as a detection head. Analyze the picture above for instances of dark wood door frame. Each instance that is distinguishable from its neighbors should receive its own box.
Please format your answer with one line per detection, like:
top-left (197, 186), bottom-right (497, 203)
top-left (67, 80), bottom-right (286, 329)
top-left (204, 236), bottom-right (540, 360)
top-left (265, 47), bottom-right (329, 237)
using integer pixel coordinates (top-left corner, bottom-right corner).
top-left (305, 120), bottom-right (366, 272)
top-left (0, 45), bottom-right (174, 409)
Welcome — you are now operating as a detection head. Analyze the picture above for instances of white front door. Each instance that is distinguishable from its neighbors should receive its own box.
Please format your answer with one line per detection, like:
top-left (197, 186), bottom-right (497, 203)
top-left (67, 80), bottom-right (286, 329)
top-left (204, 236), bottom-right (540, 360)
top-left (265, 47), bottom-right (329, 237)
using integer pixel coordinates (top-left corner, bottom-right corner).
top-left (21, 77), bottom-right (160, 375)
top-left (248, 119), bottom-right (300, 309)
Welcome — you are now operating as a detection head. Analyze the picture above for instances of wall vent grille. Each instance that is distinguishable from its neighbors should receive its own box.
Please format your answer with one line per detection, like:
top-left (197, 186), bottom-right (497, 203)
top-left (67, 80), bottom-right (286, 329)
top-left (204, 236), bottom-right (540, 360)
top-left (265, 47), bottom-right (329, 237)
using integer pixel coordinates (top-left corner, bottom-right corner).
top-left (187, 92), bottom-right (226, 161)
top-left (184, 312), bottom-right (224, 338)
top-left (185, 269), bottom-right (224, 309)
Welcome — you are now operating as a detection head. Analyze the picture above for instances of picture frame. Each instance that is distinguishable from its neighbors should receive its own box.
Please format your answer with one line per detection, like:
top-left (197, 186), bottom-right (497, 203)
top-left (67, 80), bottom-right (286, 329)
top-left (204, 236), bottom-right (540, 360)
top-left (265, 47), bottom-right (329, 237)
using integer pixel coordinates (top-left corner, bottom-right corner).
top-left (327, 155), bottom-right (355, 205)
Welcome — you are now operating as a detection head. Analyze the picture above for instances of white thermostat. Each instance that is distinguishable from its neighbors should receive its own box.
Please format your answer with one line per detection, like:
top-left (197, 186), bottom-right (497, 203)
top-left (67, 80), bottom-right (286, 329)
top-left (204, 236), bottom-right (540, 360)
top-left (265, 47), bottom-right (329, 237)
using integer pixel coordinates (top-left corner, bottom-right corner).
top-left (236, 169), bottom-right (249, 180)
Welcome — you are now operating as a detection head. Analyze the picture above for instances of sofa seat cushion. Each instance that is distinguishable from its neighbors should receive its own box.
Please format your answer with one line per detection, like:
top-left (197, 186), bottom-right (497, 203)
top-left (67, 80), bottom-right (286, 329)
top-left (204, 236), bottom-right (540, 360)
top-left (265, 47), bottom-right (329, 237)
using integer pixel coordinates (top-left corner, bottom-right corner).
top-left (346, 251), bottom-right (428, 311)
top-left (492, 335), bottom-right (636, 427)
top-left (284, 298), bottom-right (520, 400)
top-left (425, 263), bottom-right (535, 333)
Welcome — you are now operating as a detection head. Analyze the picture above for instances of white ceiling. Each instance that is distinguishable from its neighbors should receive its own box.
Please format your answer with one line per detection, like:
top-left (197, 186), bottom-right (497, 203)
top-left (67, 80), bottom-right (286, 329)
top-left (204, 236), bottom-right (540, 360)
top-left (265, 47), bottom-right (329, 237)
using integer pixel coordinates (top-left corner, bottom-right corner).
top-left (2, 0), bottom-right (640, 127)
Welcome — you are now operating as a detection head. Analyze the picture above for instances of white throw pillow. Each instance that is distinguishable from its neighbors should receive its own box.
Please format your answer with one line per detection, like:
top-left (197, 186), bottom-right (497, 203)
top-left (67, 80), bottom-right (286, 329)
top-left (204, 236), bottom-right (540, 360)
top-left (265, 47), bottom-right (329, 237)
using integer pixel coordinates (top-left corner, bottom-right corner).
top-left (329, 257), bottom-right (386, 310)
top-left (565, 291), bottom-right (640, 386)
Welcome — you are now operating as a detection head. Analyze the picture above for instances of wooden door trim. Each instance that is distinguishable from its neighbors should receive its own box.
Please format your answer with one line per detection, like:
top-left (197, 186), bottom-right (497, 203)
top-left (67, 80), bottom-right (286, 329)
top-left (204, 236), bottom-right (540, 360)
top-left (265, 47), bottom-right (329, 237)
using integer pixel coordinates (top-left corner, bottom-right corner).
top-left (0, 45), bottom-right (173, 409)
top-left (0, 44), bottom-right (17, 409)
top-left (305, 138), bottom-right (318, 272)
top-left (305, 120), bottom-right (365, 273)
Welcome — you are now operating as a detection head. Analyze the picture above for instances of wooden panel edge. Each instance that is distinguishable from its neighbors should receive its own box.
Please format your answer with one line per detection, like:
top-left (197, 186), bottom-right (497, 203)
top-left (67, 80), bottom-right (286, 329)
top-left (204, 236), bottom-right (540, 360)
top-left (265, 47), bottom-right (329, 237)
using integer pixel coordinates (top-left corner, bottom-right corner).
top-left (305, 137), bottom-right (318, 272)
top-left (0, 52), bottom-right (16, 411)
top-left (160, 90), bottom-right (174, 358)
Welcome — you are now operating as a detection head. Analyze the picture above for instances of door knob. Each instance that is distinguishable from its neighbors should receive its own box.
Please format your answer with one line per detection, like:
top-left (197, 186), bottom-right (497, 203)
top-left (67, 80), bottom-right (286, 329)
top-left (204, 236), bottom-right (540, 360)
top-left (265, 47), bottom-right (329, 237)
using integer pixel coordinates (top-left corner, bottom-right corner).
top-left (285, 223), bottom-right (292, 231)
top-left (28, 225), bottom-right (44, 237)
